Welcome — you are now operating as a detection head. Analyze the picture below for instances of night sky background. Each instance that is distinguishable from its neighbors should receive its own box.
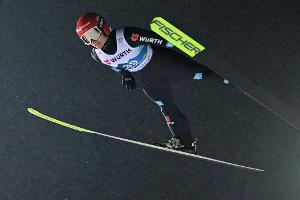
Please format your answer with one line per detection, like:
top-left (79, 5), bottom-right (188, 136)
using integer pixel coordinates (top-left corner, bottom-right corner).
top-left (1, 0), bottom-right (300, 199)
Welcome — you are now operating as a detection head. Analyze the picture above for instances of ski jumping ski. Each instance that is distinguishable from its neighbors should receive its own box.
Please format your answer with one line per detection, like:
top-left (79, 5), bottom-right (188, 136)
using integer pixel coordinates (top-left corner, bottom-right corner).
top-left (150, 17), bottom-right (300, 133)
top-left (27, 107), bottom-right (264, 172)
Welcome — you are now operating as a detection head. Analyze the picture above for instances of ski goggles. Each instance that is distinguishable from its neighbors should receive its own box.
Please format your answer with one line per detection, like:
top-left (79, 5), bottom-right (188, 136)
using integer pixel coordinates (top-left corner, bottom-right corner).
top-left (80, 26), bottom-right (102, 45)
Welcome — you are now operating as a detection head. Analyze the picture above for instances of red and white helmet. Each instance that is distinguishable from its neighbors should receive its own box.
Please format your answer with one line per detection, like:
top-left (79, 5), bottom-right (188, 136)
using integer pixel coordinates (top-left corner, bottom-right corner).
top-left (76, 13), bottom-right (111, 45)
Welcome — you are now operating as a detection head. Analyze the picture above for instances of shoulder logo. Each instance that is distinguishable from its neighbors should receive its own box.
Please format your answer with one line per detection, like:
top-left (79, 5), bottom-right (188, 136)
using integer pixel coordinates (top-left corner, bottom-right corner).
top-left (131, 33), bottom-right (139, 41)
top-left (103, 59), bottom-right (112, 65)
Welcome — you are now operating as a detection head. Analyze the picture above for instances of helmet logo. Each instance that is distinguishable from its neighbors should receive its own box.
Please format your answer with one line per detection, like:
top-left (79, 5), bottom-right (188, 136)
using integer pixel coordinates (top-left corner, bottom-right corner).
top-left (78, 21), bottom-right (91, 31)
top-left (131, 33), bottom-right (139, 42)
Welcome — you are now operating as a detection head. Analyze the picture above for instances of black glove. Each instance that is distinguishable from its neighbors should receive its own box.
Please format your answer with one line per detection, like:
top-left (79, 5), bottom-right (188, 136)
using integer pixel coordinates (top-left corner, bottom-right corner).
top-left (120, 70), bottom-right (136, 90)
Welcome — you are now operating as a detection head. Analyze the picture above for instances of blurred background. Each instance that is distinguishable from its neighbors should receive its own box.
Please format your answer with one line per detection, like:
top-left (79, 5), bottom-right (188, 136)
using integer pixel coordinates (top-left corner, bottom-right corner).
top-left (0, 0), bottom-right (299, 199)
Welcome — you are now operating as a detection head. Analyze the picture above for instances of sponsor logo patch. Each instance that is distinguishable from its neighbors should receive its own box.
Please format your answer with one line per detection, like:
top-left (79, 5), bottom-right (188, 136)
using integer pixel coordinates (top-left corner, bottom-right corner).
top-left (110, 49), bottom-right (132, 62)
top-left (131, 33), bottom-right (163, 44)
top-left (103, 49), bottom-right (132, 65)
top-left (150, 17), bottom-right (205, 57)
top-left (139, 36), bottom-right (163, 44)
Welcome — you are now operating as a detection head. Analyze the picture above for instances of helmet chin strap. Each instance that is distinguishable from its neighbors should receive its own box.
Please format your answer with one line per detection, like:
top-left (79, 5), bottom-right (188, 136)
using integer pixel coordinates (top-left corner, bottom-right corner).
top-left (100, 36), bottom-right (109, 49)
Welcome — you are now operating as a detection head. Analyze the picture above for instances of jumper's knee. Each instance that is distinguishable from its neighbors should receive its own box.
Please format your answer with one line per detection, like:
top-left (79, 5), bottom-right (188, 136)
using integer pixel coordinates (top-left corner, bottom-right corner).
top-left (154, 100), bottom-right (164, 107)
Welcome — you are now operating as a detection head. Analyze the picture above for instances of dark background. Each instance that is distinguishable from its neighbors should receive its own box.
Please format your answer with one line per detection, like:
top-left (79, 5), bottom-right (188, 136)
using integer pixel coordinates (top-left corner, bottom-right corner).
top-left (1, 0), bottom-right (299, 199)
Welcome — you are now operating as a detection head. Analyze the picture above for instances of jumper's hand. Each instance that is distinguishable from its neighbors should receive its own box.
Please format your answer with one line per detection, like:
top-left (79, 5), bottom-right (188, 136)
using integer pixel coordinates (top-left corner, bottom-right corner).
top-left (121, 70), bottom-right (136, 90)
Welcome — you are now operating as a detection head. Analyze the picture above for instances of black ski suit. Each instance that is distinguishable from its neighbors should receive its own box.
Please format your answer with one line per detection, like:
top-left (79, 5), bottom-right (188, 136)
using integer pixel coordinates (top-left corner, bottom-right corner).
top-left (91, 26), bottom-right (216, 146)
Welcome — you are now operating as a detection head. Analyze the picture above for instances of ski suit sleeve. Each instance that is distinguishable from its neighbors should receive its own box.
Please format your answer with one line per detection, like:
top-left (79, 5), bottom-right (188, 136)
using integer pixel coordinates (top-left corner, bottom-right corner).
top-left (124, 26), bottom-right (181, 52)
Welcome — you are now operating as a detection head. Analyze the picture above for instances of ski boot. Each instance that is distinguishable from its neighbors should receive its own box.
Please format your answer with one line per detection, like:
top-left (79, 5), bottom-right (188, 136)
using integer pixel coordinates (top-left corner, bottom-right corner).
top-left (154, 137), bottom-right (197, 154)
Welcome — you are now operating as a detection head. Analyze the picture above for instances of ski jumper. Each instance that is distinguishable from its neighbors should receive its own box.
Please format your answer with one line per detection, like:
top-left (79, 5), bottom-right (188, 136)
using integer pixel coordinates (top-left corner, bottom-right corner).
top-left (92, 26), bottom-right (213, 146)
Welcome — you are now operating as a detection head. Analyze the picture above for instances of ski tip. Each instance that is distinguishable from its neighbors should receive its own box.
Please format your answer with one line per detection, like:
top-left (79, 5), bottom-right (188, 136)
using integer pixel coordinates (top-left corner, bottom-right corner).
top-left (151, 16), bottom-right (163, 21)
top-left (27, 107), bottom-right (34, 113)
top-left (27, 107), bottom-right (38, 115)
top-left (28, 107), bottom-right (44, 118)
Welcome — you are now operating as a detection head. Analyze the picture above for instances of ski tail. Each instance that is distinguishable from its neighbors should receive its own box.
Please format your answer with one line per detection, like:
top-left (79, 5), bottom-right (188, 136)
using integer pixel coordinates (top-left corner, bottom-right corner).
top-left (27, 107), bottom-right (264, 172)
top-left (197, 53), bottom-right (300, 133)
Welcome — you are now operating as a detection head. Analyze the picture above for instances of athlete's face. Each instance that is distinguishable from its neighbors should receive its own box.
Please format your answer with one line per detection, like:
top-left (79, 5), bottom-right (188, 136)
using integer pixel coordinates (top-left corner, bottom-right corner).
top-left (88, 33), bottom-right (108, 49)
